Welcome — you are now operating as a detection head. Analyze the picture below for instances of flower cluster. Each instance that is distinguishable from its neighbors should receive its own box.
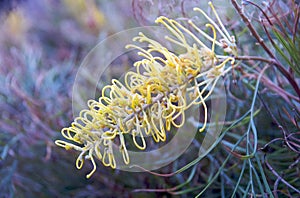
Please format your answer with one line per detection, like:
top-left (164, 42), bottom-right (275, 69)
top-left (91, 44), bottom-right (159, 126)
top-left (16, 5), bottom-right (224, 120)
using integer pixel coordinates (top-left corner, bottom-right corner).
top-left (55, 2), bottom-right (237, 178)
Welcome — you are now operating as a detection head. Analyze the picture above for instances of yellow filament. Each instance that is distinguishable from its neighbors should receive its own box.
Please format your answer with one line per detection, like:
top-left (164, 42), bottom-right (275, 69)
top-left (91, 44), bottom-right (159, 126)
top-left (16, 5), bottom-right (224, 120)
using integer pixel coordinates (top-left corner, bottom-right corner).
top-left (193, 7), bottom-right (230, 44)
top-left (198, 90), bottom-right (207, 132)
top-left (171, 110), bottom-right (185, 128)
top-left (208, 1), bottom-right (232, 40)
top-left (166, 118), bottom-right (171, 131)
top-left (119, 132), bottom-right (130, 164)
top-left (86, 150), bottom-right (97, 179)
top-left (55, 140), bottom-right (83, 151)
top-left (132, 129), bottom-right (146, 150)
top-left (132, 115), bottom-right (147, 150)
top-left (206, 24), bottom-right (217, 54)
top-left (146, 85), bottom-right (152, 104)
top-left (215, 57), bottom-right (235, 69)
top-left (94, 141), bottom-right (103, 160)
top-left (76, 150), bottom-right (87, 169)
top-left (188, 20), bottom-right (222, 47)
top-left (142, 110), bottom-right (152, 135)
top-left (150, 111), bottom-right (166, 141)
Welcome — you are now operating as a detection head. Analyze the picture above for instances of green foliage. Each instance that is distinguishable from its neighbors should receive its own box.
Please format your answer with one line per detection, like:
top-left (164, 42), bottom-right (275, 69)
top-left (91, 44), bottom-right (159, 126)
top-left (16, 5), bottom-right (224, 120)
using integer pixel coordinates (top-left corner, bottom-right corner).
top-left (272, 30), bottom-right (300, 76)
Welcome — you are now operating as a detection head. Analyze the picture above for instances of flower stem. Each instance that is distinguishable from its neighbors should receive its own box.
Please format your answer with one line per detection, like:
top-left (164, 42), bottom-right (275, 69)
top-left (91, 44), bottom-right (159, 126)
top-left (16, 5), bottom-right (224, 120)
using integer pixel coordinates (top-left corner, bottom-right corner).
top-left (231, 0), bottom-right (300, 99)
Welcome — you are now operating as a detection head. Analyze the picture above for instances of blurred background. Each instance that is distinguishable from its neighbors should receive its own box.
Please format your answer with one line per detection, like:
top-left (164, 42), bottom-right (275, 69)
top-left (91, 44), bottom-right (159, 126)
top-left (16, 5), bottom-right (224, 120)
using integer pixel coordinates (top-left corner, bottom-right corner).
top-left (0, 0), bottom-right (299, 197)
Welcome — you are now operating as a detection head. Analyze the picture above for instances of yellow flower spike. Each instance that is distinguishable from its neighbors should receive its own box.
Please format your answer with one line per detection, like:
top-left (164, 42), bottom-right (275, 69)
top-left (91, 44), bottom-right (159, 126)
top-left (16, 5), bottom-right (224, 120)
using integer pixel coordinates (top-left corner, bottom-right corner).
top-left (56, 1), bottom-right (237, 178)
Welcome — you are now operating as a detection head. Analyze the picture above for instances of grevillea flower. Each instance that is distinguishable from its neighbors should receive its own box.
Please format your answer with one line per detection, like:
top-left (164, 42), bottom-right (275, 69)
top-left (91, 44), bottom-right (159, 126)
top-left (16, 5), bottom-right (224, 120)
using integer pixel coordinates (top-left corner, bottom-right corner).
top-left (55, 2), bottom-right (237, 178)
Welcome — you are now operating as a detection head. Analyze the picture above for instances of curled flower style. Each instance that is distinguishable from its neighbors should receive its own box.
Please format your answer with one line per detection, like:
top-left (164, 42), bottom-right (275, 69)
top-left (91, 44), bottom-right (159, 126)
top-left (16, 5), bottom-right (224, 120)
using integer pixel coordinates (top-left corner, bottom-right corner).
top-left (55, 1), bottom-right (237, 178)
